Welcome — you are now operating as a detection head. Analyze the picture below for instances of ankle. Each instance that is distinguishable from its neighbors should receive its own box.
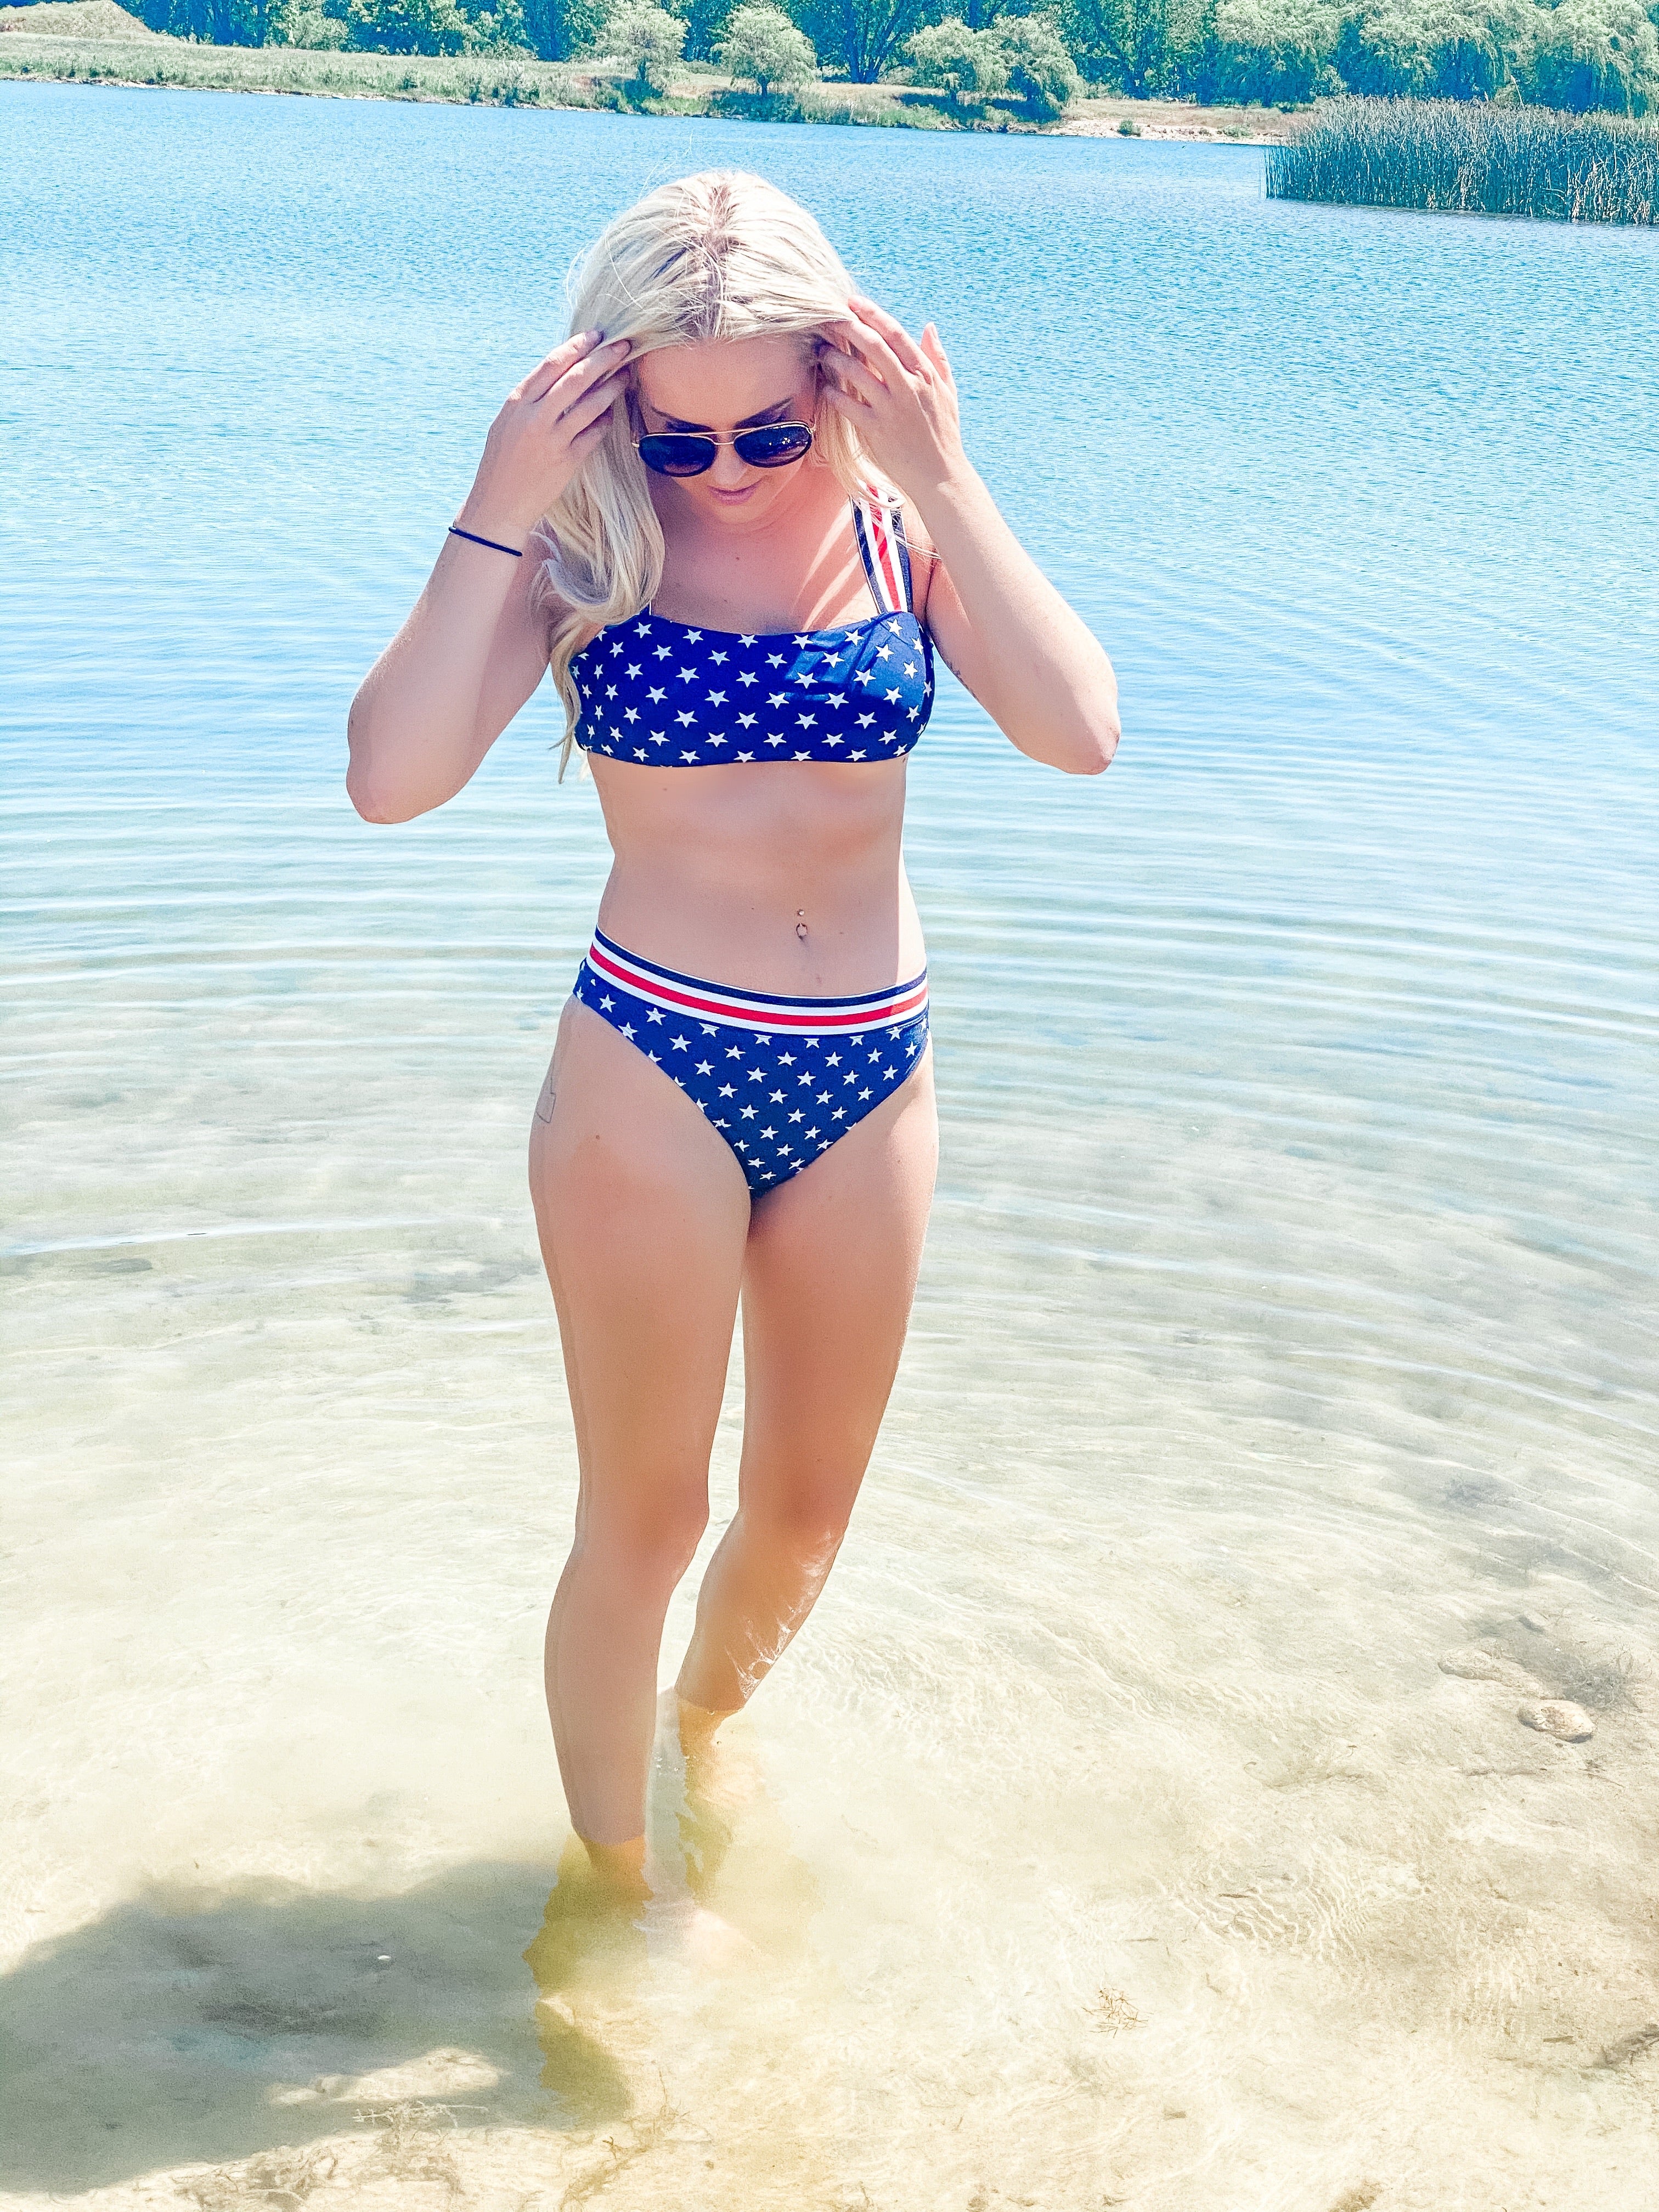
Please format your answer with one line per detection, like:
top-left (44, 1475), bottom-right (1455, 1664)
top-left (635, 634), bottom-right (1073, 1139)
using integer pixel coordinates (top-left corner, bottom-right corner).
top-left (578, 1831), bottom-right (649, 1904)
top-left (675, 1693), bottom-right (739, 1758)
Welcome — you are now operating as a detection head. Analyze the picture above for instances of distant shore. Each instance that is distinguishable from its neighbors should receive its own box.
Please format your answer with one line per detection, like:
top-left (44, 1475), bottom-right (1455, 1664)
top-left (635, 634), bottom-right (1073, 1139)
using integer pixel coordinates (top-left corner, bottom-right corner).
top-left (0, 19), bottom-right (1302, 140)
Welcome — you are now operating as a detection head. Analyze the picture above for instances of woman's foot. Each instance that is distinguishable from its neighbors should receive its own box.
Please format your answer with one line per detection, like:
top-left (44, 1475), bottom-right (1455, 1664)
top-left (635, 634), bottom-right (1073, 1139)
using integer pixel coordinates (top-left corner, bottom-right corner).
top-left (675, 1692), bottom-right (738, 1760)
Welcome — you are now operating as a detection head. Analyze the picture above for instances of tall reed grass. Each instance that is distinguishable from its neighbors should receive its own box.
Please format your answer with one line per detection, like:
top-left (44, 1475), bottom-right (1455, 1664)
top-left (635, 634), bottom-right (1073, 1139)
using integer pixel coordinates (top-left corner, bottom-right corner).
top-left (1268, 98), bottom-right (1658, 226)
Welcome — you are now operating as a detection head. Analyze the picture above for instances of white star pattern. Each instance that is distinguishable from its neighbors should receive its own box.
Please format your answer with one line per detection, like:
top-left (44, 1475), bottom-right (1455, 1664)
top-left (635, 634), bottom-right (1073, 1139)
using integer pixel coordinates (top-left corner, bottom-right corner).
top-left (572, 957), bottom-right (929, 1195)
top-left (564, 523), bottom-right (930, 769)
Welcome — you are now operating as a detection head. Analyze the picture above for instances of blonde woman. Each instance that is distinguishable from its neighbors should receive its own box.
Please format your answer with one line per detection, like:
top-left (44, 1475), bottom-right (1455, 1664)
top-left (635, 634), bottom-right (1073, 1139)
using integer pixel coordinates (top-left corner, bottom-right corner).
top-left (348, 171), bottom-right (1118, 1899)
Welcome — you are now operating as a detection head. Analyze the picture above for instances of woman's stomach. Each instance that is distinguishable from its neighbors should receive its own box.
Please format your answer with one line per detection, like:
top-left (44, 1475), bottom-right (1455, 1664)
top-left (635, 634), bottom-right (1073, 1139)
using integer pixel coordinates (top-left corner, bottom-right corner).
top-left (584, 755), bottom-right (926, 997)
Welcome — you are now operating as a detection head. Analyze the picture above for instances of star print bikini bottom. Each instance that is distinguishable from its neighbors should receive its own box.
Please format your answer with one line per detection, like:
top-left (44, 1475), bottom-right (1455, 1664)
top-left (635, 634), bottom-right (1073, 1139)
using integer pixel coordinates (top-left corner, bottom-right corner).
top-left (572, 928), bottom-right (930, 1197)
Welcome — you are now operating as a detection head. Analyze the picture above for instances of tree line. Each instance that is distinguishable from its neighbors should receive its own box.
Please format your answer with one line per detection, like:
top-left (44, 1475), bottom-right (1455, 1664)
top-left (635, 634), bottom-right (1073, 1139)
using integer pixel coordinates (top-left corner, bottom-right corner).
top-left (111, 0), bottom-right (1659, 115)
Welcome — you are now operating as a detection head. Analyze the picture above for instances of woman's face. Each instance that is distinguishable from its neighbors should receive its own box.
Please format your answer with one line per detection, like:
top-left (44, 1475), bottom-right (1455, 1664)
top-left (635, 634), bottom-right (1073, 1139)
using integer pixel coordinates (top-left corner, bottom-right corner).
top-left (631, 334), bottom-right (820, 521)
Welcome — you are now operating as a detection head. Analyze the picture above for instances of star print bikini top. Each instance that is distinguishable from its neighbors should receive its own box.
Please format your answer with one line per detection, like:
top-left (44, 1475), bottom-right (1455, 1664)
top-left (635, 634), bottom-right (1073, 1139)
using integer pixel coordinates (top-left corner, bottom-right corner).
top-left (570, 488), bottom-right (934, 768)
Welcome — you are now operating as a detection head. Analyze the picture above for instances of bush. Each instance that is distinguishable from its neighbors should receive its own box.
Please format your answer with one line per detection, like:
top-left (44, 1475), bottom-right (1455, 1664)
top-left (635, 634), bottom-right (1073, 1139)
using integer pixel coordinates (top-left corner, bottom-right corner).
top-left (715, 0), bottom-right (814, 87)
top-left (998, 9), bottom-right (1080, 114)
top-left (905, 12), bottom-right (1008, 101)
top-left (596, 0), bottom-right (683, 85)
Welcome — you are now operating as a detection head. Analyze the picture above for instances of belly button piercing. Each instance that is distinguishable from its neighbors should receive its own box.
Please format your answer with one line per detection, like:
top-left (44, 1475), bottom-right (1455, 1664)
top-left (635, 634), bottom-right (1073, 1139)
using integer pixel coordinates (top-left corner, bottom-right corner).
top-left (796, 909), bottom-right (809, 941)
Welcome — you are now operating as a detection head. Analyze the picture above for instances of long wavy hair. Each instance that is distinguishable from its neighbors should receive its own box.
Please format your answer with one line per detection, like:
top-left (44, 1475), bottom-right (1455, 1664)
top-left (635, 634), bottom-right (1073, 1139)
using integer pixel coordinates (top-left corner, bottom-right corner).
top-left (536, 170), bottom-right (872, 775)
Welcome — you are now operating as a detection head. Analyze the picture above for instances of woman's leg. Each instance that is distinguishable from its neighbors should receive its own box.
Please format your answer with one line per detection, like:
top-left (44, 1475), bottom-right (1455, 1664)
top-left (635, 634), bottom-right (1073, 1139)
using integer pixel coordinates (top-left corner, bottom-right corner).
top-left (529, 998), bottom-right (751, 1862)
top-left (675, 1053), bottom-right (938, 1730)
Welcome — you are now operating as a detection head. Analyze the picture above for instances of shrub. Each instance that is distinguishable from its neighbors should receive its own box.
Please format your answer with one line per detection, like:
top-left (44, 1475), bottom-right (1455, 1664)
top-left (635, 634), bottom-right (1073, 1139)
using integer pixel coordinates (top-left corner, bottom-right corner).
top-left (597, 0), bottom-right (683, 86)
top-left (715, 0), bottom-right (814, 88)
top-left (998, 9), bottom-right (1081, 114)
top-left (905, 12), bottom-right (1008, 102)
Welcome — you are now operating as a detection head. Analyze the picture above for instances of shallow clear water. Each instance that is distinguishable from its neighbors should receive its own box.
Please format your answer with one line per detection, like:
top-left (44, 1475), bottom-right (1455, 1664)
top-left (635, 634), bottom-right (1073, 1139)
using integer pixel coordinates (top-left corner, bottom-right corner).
top-left (4, 81), bottom-right (1658, 2212)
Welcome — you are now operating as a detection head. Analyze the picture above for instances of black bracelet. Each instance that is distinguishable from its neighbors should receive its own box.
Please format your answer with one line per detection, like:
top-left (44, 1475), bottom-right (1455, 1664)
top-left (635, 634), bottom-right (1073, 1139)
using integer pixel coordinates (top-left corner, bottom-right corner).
top-left (449, 523), bottom-right (523, 558)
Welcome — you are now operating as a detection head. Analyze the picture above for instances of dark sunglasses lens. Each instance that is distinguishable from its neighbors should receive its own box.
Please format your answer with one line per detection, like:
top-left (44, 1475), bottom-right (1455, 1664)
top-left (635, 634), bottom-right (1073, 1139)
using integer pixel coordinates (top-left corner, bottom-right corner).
top-left (733, 424), bottom-right (814, 467)
top-left (637, 435), bottom-right (716, 477)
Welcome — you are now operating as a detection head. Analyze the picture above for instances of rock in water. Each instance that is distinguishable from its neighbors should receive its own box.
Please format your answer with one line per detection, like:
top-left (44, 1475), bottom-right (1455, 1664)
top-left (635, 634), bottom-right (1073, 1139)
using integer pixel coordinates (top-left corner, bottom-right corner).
top-left (1438, 1647), bottom-right (1538, 1690)
top-left (1517, 1699), bottom-right (1594, 1742)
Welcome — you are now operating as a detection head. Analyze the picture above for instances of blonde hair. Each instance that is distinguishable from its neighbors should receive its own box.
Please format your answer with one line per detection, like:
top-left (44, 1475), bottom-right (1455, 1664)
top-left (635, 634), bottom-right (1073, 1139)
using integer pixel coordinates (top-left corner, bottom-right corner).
top-left (535, 170), bottom-right (872, 774)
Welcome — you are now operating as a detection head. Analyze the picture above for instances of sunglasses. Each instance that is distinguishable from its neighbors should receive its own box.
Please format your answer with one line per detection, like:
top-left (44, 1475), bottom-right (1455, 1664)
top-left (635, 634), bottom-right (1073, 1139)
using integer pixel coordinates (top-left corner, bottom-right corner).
top-left (635, 421), bottom-right (815, 478)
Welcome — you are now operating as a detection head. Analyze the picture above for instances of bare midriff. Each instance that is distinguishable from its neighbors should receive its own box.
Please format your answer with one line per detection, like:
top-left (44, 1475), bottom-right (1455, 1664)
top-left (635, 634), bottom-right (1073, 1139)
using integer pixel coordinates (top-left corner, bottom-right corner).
top-left (586, 754), bottom-right (926, 997)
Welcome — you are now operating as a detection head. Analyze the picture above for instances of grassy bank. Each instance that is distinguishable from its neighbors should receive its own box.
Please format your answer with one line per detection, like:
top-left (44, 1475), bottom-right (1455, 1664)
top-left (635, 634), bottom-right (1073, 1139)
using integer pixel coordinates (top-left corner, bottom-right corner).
top-left (0, 5), bottom-right (1304, 133)
top-left (1268, 96), bottom-right (1659, 224)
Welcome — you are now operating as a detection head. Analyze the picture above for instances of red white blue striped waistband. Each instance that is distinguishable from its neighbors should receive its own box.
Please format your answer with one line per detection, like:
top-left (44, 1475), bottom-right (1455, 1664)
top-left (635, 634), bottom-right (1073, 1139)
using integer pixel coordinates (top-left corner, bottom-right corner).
top-left (582, 929), bottom-right (928, 1036)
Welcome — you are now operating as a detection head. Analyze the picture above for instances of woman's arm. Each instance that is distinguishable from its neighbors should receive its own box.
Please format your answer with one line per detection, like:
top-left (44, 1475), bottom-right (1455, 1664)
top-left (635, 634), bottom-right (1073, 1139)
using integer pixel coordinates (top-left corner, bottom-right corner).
top-left (819, 302), bottom-right (1119, 777)
top-left (346, 331), bottom-right (631, 825)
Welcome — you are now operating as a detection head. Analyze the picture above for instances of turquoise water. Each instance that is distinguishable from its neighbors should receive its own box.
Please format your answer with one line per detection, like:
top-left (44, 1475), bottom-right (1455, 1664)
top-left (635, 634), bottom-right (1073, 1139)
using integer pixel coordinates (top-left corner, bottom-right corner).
top-left (4, 81), bottom-right (1658, 2211)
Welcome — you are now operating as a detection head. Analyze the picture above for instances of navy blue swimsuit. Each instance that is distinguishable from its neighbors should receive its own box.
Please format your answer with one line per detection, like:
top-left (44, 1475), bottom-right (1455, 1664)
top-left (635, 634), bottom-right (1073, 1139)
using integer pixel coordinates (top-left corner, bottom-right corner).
top-left (567, 490), bottom-right (936, 1195)
top-left (568, 489), bottom-right (933, 768)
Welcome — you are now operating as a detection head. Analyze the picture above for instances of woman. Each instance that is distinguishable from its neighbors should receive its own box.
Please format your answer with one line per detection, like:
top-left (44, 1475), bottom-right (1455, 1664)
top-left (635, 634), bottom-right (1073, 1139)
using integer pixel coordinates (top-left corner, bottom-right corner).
top-left (347, 171), bottom-right (1117, 1900)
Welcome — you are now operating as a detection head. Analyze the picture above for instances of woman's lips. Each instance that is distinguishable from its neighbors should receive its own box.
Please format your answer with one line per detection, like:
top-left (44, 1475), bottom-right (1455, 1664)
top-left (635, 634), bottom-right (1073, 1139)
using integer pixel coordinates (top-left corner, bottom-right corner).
top-left (708, 482), bottom-right (758, 505)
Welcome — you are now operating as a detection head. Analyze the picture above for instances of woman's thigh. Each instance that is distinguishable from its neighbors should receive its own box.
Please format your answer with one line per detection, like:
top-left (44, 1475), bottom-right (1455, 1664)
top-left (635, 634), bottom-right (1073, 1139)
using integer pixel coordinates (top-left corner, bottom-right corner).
top-left (529, 998), bottom-right (752, 1543)
top-left (738, 1052), bottom-right (939, 1529)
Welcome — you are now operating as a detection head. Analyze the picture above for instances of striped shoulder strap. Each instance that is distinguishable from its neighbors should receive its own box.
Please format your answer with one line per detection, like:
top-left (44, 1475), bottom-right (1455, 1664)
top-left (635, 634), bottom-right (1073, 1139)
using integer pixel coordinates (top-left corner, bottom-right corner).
top-left (851, 485), bottom-right (914, 616)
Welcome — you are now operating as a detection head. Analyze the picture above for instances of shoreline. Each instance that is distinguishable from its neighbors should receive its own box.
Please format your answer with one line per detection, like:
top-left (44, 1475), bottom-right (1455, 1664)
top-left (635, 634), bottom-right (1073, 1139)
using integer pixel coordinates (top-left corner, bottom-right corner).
top-left (0, 34), bottom-right (1305, 139)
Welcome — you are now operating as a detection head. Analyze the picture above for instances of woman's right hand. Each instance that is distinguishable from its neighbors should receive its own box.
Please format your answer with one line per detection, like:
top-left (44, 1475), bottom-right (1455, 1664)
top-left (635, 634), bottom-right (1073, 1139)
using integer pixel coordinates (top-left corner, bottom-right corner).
top-left (456, 331), bottom-right (632, 546)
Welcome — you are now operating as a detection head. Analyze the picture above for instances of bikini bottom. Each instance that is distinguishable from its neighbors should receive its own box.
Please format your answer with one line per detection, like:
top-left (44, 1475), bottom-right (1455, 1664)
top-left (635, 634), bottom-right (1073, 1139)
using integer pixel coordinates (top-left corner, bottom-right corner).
top-left (572, 927), bottom-right (930, 1197)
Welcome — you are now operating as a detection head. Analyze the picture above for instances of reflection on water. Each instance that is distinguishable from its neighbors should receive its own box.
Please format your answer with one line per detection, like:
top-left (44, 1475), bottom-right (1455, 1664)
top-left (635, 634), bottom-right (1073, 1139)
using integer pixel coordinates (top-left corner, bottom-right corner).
top-left (3, 80), bottom-right (1658, 2212)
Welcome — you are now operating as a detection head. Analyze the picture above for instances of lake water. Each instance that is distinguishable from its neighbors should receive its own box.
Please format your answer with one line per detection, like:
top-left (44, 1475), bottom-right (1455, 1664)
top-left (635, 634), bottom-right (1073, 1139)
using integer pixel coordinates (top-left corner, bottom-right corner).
top-left (4, 80), bottom-right (1658, 2212)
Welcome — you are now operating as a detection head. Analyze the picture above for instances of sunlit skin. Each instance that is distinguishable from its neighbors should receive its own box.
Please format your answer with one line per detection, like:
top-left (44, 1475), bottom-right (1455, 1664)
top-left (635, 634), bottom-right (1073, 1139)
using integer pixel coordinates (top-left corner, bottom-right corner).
top-left (347, 295), bottom-right (1119, 1900)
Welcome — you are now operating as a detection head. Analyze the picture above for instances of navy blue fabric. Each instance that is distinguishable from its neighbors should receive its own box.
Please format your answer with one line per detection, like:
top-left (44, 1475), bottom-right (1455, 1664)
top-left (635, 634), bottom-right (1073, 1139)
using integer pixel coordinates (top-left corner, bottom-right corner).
top-left (572, 956), bottom-right (931, 1194)
top-left (571, 610), bottom-right (934, 766)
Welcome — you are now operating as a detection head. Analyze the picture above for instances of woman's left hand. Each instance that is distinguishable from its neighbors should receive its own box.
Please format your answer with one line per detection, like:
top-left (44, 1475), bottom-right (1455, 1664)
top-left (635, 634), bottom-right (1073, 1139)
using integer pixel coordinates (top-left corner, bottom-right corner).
top-left (818, 297), bottom-right (968, 500)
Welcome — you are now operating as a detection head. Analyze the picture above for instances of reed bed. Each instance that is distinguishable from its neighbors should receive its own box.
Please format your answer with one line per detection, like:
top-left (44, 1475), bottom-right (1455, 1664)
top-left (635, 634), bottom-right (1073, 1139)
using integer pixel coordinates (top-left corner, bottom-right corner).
top-left (1268, 97), bottom-right (1659, 227)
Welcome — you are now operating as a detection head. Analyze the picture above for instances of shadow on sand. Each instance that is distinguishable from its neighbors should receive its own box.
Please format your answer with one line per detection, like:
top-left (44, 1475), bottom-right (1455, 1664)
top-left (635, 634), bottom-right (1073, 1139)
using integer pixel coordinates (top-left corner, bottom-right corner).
top-left (0, 1858), bottom-right (633, 2196)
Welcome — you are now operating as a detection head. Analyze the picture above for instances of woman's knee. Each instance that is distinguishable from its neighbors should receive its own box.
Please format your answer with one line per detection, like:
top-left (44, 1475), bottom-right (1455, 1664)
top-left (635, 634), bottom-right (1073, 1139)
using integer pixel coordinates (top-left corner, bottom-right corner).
top-left (740, 1480), bottom-right (859, 1570)
top-left (576, 1489), bottom-right (711, 1598)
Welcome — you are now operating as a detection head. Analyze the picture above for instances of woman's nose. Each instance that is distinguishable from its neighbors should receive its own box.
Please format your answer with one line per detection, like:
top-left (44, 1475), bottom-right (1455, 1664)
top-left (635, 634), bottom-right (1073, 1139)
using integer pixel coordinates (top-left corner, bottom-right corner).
top-left (708, 442), bottom-right (753, 490)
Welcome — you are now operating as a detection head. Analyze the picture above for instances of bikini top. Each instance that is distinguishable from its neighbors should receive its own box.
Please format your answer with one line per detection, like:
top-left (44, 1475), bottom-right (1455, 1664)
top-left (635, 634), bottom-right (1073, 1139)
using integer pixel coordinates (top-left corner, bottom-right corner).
top-left (570, 489), bottom-right (934, 768)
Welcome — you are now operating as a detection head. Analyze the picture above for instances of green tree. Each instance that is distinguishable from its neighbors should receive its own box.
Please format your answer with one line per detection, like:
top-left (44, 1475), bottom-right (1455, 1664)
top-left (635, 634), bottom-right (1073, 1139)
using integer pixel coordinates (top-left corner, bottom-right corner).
top-left (716, 0), bottom-right (817, 83)
top-left (340, 0), bottom-right (468, 50)
top-left (1522, 0), bottom-right (1658, 110)
top-left (1214, 0), bottom-right (1337, 100)
top-left (131, 0), bottom-right (273, 42)
top-left (1334, 0), bottom-right (1531, 98)
top-left (269, 0), bottom-right (348, 40)
top-left (998, 8), bottom-right (1081, 110)
top-left (906, 12), bottom-right (1011, 97)
top-left (794, 0), bottom-right (926, 80)
top-left (598, 0), bottom-right (686, 87)
top-left (521, 0), bottom-right (606, 55)
top-left (1057, 0), bottom-right (1179, 92)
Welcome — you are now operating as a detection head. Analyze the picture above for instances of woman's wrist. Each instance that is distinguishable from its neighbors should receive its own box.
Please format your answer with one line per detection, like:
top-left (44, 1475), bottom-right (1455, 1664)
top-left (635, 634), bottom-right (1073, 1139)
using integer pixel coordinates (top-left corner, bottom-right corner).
top-left (454, 482), bottom-right (549, 549)
top-left (907, 459), bottom-right (991, 540)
